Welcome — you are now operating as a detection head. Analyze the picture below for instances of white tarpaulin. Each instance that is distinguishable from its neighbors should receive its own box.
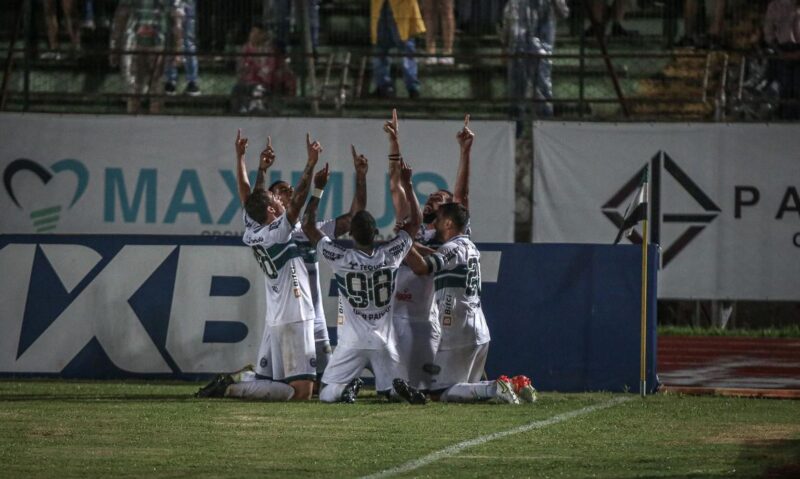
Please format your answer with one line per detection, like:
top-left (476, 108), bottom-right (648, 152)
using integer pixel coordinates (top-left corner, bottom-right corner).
top-left (0, 113), bottom-right (514, 241)
top-left (532, 121), bottom-right (800, 300)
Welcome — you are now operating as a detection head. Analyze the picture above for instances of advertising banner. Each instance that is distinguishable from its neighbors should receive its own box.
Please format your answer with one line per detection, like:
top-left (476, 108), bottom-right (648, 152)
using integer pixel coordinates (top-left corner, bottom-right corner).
top-left (1, 236), bottom-right (657, 393)
top-left (0, 113), bottom-right (514, 241)
top-left (532, 122), bottom-right (800, 300)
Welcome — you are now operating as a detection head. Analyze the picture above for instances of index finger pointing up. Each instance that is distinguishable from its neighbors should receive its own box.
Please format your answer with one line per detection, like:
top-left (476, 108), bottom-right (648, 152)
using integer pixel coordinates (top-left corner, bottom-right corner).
top-left (464, 114), bottom-right (470, 127)
top-left (267, 135), bottom-right (272, 149)
top-left (392, 108), bottom-right (398, 126)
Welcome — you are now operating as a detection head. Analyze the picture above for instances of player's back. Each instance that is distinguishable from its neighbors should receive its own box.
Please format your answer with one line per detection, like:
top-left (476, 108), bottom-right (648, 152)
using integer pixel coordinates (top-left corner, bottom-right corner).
top-left (429, 234), bottom-right (490, 350)
top-left (318, 231), bottom-right (413, 350)
top-left (242, 212), bottom-right (315, 326)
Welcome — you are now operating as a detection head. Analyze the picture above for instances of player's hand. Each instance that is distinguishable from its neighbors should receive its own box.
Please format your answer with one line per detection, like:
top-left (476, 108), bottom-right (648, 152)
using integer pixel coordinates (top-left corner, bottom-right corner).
top-left (400, 159), bottom-right (413, 185)
top-left (259, 136), bottom-right (275, 169)
top-left (383, 108), bottom-right (399, 142)
top-left (351, 145), bottom-right (368, 176)
top-left (457, 114), bottom-right (474, 150)
top-left (306, 132), bottom-right (323, 165)
top-left (313, 163), bottom-right (330, 189)
top-left (235, 129), bottom-right (248, 158)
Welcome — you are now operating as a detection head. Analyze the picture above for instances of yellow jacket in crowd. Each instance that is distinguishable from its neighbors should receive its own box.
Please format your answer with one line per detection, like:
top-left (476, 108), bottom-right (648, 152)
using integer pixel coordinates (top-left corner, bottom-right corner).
top-left (370, 0), bottom-right (426, 44)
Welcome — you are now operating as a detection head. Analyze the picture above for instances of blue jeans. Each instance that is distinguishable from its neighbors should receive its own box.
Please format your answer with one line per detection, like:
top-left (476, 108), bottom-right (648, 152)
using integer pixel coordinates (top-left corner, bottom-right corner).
top-left (372, 1), bottom-right (420, 94)
top-left (165, 0), bottom-right (199, 84)
top-left (271, 0), bottom-right (320, 54)
top-left (508, 16), bottom-right (556, 120)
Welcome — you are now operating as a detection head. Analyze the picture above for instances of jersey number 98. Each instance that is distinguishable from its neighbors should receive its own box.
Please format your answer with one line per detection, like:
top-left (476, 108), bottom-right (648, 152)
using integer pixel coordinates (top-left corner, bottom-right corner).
top-left (345, 269), bottom-right (394, 309)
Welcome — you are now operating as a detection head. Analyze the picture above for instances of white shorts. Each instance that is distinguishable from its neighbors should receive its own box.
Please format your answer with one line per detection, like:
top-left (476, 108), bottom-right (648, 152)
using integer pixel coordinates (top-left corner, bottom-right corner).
top-left (429, 342), bottom-right (490, 392)
top-left (395, 317), bottom-right (440, 390)
top-left (322, 344), bottom-right (405, 392)
top-left (255, 319), bottom-right (316, 382)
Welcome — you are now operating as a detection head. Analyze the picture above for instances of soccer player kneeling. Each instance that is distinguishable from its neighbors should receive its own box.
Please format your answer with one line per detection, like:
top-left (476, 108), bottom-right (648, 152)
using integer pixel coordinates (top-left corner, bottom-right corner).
top-left (399, 203), bottom-right (536, 404)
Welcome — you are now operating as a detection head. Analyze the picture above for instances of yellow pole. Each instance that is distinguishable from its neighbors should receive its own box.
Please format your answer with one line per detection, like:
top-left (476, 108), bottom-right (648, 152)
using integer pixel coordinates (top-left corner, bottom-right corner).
top-left (639, 217), bottom-right (649, 398)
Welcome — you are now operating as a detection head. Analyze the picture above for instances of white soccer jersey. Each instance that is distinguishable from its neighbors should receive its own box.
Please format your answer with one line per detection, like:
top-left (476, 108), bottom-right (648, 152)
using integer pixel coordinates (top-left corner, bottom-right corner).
top-left (242, 211), bottom-right (315, 326)
top-left (393, 221), bottom-right (471, 320)
top-left (293, 219), bottom-right (336, 320)
top-left (317, 230), bottom-right (413, 350)
top-left (393, 226), bottom-right (437, 321)
top-left (426, 234), bottom-right (490, 350)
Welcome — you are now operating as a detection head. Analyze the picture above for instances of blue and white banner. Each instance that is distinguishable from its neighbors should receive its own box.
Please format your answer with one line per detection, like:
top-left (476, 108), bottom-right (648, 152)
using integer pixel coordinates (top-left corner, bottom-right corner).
top-left (533, 122), bottom-right (800, 300)
top-left (0, 113), bottom-right (515, 241)
top-left (0, 235), bottom-right (657, 393)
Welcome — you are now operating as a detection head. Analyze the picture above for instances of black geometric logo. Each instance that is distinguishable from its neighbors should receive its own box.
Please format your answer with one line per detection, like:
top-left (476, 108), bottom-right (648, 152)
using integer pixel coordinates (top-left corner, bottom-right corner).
top-left (602, 151), bottom-right (721, 267)
top-left (260, 357), bottom-right (268, 368)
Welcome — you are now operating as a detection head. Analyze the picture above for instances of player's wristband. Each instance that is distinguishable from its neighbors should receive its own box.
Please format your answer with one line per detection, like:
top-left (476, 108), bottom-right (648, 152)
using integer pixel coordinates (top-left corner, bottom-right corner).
top-left (312, 188), bottom-right (324, 199)
top-left (388, 153), bottom-right (402, 162)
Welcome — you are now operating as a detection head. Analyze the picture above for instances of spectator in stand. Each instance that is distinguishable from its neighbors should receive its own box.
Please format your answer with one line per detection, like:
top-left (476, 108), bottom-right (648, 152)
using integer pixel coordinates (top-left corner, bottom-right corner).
top-left (502, 0), bottom-right (569, 129)
top-left (164, 0), bottom-right (201, 96)
top-left (81, 0), bottom-right (113, 31)
top-left (764, 0), bottom-right (800, 119)
top-left (42, 0), bottom-right (81, 59)
top-left (231, 22), bottom-right (297, 114)
top-left (585, 0), bottom-right (638, 38)
top-left (268, 0), bottom-right (321, 55)
top-left (422, 0), bottom-right (455, 65)
top-left (110, 0), bottom-right (178, 114)
top-left (677, 0), bottom-right (727, 49)
top-left (371, 0), bottom-right (426, 98)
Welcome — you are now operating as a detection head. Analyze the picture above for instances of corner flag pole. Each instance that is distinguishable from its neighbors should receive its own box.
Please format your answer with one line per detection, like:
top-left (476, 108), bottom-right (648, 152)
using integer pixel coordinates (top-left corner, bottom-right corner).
top-left (639, 174), bottom-right (650, 398)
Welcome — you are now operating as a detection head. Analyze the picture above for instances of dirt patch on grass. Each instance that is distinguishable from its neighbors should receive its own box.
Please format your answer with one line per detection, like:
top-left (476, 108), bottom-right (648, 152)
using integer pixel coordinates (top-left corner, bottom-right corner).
top-left (704, 425), bottom-right (800, 445)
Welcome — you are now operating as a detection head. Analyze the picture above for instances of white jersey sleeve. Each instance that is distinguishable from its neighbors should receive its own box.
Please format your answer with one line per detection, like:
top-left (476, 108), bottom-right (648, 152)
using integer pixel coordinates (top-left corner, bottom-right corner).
top-left (381, 230), bottom-right (414, 268)
top-left (242, 211), bottom-right (292, 247)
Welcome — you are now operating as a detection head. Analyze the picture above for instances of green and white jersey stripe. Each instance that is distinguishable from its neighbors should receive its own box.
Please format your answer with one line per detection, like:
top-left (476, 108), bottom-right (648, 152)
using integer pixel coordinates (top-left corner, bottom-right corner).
top-left (426, 235), bottom-right (490, 350)
top-left (243, 211), bottom-right (315, 327)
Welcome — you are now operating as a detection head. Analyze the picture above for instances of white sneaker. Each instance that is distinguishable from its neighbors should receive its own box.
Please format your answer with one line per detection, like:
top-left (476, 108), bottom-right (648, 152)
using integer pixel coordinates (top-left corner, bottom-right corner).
top-left (423, 56), bottom-right (438, 65)
top-left (512, 375), bottom-right (538, 403)
top-left (491, 377), bottom-right (520, 405)
top-left (438, 56), bottom-right (455, 66)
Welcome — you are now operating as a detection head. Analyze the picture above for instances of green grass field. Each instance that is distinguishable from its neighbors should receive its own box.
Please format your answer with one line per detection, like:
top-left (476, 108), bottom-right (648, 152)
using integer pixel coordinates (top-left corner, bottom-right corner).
top-left (2, 381), bottom-right (799, 478)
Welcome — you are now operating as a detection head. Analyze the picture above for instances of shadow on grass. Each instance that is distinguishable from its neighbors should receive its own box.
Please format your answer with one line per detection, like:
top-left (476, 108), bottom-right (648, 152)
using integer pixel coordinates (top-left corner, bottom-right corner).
top-left (736, 438), bottom-right (800, 478)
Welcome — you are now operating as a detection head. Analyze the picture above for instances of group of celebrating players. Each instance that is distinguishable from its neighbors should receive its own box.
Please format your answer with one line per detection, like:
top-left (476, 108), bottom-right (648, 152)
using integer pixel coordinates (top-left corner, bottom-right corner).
top-left (196, 109), bottom-right (536, 405)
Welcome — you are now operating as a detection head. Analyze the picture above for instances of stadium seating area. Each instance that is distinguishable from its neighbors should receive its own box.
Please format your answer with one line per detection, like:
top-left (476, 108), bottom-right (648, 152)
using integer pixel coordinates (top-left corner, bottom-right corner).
top-left (0, 0), bottom-right (775, 121)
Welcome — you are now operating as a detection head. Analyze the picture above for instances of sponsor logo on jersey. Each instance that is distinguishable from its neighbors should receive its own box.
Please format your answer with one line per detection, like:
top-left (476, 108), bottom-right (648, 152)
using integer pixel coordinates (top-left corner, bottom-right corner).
top-left (323, 249), bottom-right (344, 261)
top-left (442, 294), bottom-right (454, 326)
top-left (395, 289), bottom-right (413, 302)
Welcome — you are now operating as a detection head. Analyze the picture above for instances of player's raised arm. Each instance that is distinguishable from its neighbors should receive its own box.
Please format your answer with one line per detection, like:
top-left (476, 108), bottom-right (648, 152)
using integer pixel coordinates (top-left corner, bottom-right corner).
top-left (302, 164), bottom-right (330, 247)
top-left (287, 133), bottom-right (322, 224)
top-left (454, 114), bottom-right (474, 210)
top-left (399, 159), bottom-right (421, 236)
top-left (404, 245), bottom-right (431, 276)
top-left (253, 136), bottom-right (275, 192)
top-left (334, 145), bottom-right (368, 237)
top-left (385, 108), bottom-right (410, 224)
top-left (234, 129), bottom-right (251, 205)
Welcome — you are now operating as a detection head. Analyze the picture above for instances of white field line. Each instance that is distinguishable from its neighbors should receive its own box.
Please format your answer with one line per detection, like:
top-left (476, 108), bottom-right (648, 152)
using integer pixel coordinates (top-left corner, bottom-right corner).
top-left (359, 396), bottom-right (633, 479)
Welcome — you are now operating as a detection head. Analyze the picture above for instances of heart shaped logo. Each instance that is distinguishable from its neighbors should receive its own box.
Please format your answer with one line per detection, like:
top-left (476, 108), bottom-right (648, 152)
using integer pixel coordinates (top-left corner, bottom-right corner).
top-left (3, 158), bottom-right (89, 233)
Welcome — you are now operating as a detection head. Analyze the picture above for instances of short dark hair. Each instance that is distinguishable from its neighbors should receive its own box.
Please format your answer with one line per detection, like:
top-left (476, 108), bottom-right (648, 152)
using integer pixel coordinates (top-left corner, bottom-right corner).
top-left (268, 180), bottom-right (288, 192)
top-left (438, 189), bottom-right (453, 198)
top-left (245, 188), bottom-right (270, 224)
top-left (438, 202), bottom-right (469, 232)
top-left (350, 210), bottom-right (378, 246)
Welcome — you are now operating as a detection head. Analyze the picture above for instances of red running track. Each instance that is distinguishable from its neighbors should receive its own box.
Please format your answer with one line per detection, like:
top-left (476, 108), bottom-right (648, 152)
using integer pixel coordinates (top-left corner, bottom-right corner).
top-left (658, 336), bottom-right (800, 391)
